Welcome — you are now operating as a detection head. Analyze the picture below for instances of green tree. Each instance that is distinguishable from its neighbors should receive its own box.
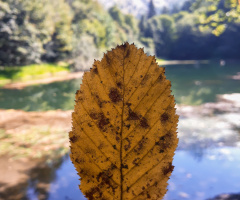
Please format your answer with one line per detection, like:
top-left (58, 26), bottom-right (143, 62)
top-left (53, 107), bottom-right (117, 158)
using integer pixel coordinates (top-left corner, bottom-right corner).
top-left (68, 0), bottom-right (135, 70)
top-left (0, 0), bottom-right (73, 66)
top-left (147, 0), bottom-right (156, 19)
top-left (0, 0), bottom-right (54, 65)
top-left (109, 6), bottom-right (126, 27)
top-left (42, 0), bottom-right (73, 62)
top-left (191, 0), bottom-right (240, 35)
top-left (148, 15), bottom-right (176, 58)
top-left (108, 6), bottom-right (139, 43)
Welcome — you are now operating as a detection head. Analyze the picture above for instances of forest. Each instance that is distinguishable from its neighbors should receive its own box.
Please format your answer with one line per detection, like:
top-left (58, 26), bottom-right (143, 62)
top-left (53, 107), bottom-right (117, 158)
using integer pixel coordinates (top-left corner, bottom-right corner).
top-left (0, 0), bottom-right (240, 68)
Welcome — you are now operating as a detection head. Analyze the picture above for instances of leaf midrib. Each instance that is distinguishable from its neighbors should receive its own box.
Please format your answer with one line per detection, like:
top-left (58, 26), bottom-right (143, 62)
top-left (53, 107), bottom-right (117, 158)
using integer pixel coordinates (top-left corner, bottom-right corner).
top-left (120, 47), bottom-right (127, 200)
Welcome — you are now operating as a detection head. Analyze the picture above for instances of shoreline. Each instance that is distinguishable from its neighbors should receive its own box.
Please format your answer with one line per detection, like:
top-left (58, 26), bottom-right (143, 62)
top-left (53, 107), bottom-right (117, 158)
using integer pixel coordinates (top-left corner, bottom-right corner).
top-left (1, 71), bottom-right (84, 89)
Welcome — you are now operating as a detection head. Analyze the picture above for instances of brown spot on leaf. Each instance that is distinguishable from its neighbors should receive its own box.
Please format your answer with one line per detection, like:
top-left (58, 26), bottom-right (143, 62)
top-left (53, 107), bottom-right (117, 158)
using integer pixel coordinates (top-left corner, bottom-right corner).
top-left (127, 109), bottom-right (140, 120)
top-left (97, 100), bottom-right (107, 108)
top-left (109, 88), bottom-right (122, 103)
top-left (89, 112), bottom-right (98, 120)
top-left (119, 43), bottom-right (128, 51)
top-left (121, 164), bottom-right (128, 169)
top-left (97, 171), bottom-right (112, 185)
top-left (140, 117), bottom-right (149, 128)
top-left (155, 132), bottom-right (173, 151)
top-left (75, 90), bottom-right (80, 95)
top-left (161, 112), bottom-right (169, 123)
top-left (93, 67), bottom-right (98, 74)
top-left (110, 164), bottom-right (117, 170)
top-left (162, 162), bottom-right (174, 175)
top-left (124, 138), bottom-right (131, 151)
top-left (98, 142), bottom-right (104, 150)
top-left (77, 96), bottom-right (83, 102)
top-left (126, 124), bottom-right (131, 129)
top-left (75, 158), bottom-right (80, 164)
top-left (98, 101), bottom-right (103, 108)
top-left (141, 74), bottom-right (149, 85)
top-left (125, 48), bottom-right (130, 58)
top-left (158, 73), bottom-right (163, 82)
top-left (147, 192), bottom-right (151, 198)
top-left (98, 113), bottom-right (109, 130)
top-left (133, 157), bottom-right (140, 166)
top-left (134, 136), bottom-right (148, 154)
top-left (105, 54), bottom-right (111, 65)
top-left (96, 170), bottom-right (118, 196)
top-left (85, 187), bottom-right (102, 200)
top-left (70, 135), bottom-right (78, 143)
top-left (88, 123), bottom-right (92, 127)
top-left (116, 136), bottom-right (120, 142)
top-left (116, 82), bottom-right (122, 89)
top-left (126, 102), bottom-right (132, 106)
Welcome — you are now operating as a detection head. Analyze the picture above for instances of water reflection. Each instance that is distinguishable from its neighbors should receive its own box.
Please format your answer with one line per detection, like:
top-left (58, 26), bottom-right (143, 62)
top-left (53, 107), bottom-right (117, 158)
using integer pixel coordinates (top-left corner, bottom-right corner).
top-left (164, 147), bottom-right (240, 200)
top-left (5, 147), bottom-right (238, 200)
top-left (165, 62), bottom-right (240, 105)
top-left (0, 79), bottom-right (82, 111)
top-left (0, 156), bottom-right (66, 200)
top-left (0, 62), bottom-right (239, 199)
top-left (0, 62), bottom-right (239, 111)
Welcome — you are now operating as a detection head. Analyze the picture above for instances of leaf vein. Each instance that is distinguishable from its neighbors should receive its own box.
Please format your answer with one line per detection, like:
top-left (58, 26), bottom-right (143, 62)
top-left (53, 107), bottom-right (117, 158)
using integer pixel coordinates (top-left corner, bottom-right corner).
top-left (125, 56), bottom-right (154, 103)
top-left (124, 124), bottom-right (175, 177)
top-left (74, 102), bottom-right (118, 153)
top-left (123, 154), bottom-right (169, 192)
top-left (74, 142), bottom-right (120, 188)
top-left (123, 85), bottom-right (171, 140)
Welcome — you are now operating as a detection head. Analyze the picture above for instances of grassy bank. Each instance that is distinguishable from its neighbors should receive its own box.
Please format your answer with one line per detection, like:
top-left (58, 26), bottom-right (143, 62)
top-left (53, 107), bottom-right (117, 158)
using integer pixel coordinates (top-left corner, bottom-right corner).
top-left (0, 63), bottom-right (70, 87)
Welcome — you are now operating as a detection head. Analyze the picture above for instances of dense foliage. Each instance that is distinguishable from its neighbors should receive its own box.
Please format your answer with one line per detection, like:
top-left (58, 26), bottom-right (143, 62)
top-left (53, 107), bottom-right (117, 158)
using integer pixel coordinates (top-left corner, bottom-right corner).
top-left (0, 0), bottom-right (239, 66)
top-left (139, 0), bottom-right (240, 59)
top-left (0, 0), bottom-right (73, 65)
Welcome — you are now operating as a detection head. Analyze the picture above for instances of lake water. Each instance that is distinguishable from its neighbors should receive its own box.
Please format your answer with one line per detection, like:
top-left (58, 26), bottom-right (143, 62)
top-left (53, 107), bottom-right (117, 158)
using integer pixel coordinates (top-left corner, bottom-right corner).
top-left (0, 62), bottom-right (239, 110)
top-left (27, 148), bottom-right (240, 200)
top-left (0, 61), bottom-right (240, 200)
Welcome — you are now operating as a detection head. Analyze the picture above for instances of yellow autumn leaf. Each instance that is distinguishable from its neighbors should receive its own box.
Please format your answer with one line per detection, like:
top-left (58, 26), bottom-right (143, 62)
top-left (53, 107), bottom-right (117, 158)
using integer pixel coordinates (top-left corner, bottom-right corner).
top-left (70, 42), bottom-right (178, 200)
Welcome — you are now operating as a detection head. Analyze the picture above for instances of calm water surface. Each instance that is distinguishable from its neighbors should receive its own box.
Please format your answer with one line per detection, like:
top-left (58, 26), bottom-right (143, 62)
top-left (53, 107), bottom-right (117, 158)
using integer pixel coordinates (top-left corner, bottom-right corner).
top-left (37, 147), bottom-right (240, 200)
top-left (1, 62), bottom-right (240, 200)
top-left (0, 62), bottom-right (239, 110)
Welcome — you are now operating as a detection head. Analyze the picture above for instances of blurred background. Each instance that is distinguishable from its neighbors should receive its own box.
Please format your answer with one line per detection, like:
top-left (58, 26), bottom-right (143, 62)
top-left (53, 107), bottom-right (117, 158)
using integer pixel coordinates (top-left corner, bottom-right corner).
top-left (0, 0), bottom-right (240, 199)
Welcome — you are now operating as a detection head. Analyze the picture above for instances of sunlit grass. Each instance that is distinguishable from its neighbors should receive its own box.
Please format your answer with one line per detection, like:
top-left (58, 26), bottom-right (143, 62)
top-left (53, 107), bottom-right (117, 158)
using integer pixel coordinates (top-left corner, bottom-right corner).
top-left (0, 62), bottom-right (70, 86)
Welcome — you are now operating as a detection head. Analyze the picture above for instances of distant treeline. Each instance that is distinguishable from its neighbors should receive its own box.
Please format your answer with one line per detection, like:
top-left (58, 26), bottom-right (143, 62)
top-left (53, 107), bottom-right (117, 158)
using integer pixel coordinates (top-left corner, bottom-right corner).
top-left (0, 0), bottom-right (139, 67)
top-left (140, 0), bottom-right (240, 60)
top-left (0, 0), bottom-right (240, 67)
